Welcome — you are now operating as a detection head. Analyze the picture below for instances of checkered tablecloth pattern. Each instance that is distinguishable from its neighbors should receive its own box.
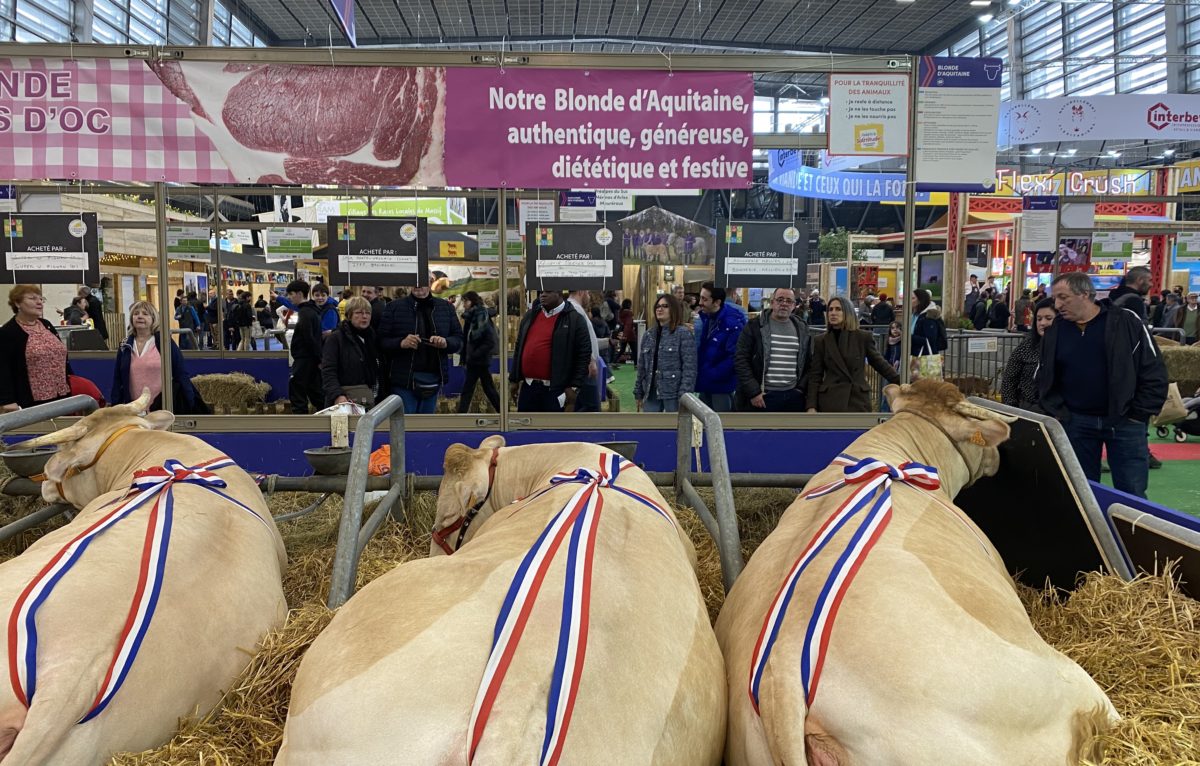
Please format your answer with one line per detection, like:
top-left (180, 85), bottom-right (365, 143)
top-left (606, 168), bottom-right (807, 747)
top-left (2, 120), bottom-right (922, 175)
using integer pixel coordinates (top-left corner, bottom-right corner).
top-left (0, 58), bottom-right (236, 184)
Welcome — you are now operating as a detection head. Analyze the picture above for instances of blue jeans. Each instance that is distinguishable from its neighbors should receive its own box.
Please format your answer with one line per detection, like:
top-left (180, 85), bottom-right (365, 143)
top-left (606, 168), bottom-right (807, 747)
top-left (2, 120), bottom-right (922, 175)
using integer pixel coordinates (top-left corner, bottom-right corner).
top-left (697, 391), bottom-right (734, 412)
top-left (394, 386), bottom-right (438, 415)
top-left (1064, 413), bottom-right (1150, 498)
top-left (643, 397), bottom-right (678, 412)
top-left (762, 388), bottom-right (806, 412)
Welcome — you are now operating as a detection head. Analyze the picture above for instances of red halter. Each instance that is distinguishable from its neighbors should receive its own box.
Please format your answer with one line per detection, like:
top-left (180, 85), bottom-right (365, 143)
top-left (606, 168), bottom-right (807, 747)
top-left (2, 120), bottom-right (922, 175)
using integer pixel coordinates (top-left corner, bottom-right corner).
top-left (432, 448), bottom-right (500, 555)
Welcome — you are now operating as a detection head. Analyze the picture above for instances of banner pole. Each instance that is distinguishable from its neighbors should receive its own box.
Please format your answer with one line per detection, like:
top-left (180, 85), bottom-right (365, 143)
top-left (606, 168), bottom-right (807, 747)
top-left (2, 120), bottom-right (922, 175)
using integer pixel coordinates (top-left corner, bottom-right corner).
top-left (155, 181), bottom-right (174, 412)
top-left (899, 57), bottom-right (919, 384)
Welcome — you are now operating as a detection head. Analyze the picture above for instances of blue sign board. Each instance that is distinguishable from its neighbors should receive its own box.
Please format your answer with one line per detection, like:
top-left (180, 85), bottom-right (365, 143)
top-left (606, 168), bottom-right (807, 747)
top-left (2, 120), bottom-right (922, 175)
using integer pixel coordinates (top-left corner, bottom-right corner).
top-left (330, 0), bottom-right (357, 47)
top-left (768, 150), bottom-right (931, 203)
top-left (919, 55), bottom-right (1003, 89)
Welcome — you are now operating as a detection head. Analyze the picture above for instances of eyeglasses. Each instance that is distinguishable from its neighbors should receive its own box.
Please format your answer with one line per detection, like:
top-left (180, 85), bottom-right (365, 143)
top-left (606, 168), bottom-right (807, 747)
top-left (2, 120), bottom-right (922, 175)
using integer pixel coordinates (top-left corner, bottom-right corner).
top-left (773, 298), bottom-right (796, 305)
top-left (654, 304), bottom-right (669, 309)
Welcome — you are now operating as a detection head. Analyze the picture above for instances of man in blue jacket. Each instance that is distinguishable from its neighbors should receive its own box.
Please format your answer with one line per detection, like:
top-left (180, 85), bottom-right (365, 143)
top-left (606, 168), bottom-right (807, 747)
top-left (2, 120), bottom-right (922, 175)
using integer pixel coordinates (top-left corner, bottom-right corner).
top-left (1037, 272), bottom-right (1168, 498)
top-left (378, 279), bottom-right (463, 414)
top-left (694, 282), bottom-right (746, 412)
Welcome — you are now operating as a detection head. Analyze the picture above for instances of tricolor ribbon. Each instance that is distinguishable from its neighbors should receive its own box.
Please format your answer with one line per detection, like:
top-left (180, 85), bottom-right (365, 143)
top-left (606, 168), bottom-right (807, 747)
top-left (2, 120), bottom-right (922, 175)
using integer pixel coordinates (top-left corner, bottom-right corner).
top-left (747, 455), bottom-right (941, 715)
top-left (7, 456), bottom-right (270, 723)
top-left (468, 453), bottom-right (672, 765)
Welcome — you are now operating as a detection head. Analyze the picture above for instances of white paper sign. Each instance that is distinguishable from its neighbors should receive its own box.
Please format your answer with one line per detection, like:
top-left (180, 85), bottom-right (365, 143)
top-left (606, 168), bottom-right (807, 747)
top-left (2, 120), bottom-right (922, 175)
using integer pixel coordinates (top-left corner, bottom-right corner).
top-left (7, 251), bottom-right (89, 270)
top-left (828, 74), bottom-right (910, 157)
top-left (339, 254), bottom-right (419, 273)
top-left (1091, 231), bottom-right (1134, 260)
top-left (723, 257), bottom-right (801, 276)
top-left (914, 58), bottom-right (1002, 185)
top-left (593, 189), bottom-right (634, 211)
top-left (1018, 210), bottom-right (1058, 253)
top-left (518, 199), bottom-right (556, 232)
top-left (534, 259), bottom-right (614, 278)
top-left (1177, 232), bottom-right (1200, 263)
top-left (559, 206), bottom-right (597, 222)
top-left (226, 229), bottom-right (255, 245)
top-left (263, 226), bottom-right (314, 263)
top-left (967, 338), bottom-right (998, 353)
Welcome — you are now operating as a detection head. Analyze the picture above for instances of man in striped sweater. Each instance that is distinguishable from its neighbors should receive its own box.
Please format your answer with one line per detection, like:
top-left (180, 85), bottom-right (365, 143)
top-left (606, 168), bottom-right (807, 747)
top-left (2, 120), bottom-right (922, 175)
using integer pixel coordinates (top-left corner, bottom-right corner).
top-left (734, 287), bottom-right (812, 412)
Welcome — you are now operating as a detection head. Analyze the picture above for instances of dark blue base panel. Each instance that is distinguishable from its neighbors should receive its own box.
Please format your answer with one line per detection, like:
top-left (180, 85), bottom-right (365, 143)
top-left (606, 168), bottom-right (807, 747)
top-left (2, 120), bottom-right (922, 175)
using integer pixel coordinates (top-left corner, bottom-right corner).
top-left (1092, 480), bottom-right (1200, 578)
top-left (191, 429), bottom-right (862, 477)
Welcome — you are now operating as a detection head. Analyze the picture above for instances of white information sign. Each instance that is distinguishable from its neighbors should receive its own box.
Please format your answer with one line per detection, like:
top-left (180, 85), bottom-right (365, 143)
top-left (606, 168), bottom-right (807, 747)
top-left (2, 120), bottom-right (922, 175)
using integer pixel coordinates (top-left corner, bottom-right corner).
top-left (827, 74), bottom-right (910, 157)
top-left (1091, 231), bottom-right (1134, 260)
top-left (6, 251), bottom-right (89, 271)
top-left (1177, 232), bottom-right (1200, 263)
top-left (1018, 209), bottom-right (1059, 253)
top-left (967, 337), bottom-right (998, 353)
top-left (226, 229), bottom-right (255, 245)
top-left (559, 206), bottom-right (597, 222)
top-left (593, 189), bottom-right (634, 211)
top-left (518, 199), bottom-right (556, 232)
top-left (914, 57), bottom-right (1002, 185)
top-left (339, 254), bottom-right (419, 273)
top-left (862, 249), bottom-right (885, 262)
top-left (723, 257), bottom-right (801, 276)
top-left (165, 225), bottom-right (212, 263)
top-left (534, 259), bottom-right (614, 278)
top-left (263, 226), bottom-right (314, 263)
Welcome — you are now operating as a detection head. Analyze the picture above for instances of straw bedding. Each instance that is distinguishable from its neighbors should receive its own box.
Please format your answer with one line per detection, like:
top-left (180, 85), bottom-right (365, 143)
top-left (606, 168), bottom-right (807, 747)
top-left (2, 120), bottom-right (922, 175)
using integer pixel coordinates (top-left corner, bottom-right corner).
top-left (190, 373), bottom-right (272, 411)
top-left (1161, 345), bottom-right (1200, 398)
top-left (0, 475), bottom-right (1187, 765)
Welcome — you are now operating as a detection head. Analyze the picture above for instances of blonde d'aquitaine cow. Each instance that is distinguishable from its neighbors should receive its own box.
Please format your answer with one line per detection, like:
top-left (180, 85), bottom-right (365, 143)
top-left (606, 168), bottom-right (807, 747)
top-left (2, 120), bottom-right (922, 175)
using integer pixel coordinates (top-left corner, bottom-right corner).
top-left (276, 436), bottom-right (725, 765)
top-left (0, 393), bottom-right (287, 765)
top-left (716, 380), bottom-right (1117, 766)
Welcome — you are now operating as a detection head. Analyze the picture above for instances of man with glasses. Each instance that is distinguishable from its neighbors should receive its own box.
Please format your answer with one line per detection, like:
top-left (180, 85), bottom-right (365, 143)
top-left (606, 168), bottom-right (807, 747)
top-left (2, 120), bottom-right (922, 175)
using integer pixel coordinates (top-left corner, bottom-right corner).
top-left (734, 287), bottom-right (812, 412)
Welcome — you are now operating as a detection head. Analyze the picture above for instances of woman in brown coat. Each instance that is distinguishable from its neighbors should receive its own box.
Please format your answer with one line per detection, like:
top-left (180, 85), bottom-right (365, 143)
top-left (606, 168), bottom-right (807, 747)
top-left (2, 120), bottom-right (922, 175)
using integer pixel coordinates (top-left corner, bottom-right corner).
top-left (806, 295), bottom-right (900, 413)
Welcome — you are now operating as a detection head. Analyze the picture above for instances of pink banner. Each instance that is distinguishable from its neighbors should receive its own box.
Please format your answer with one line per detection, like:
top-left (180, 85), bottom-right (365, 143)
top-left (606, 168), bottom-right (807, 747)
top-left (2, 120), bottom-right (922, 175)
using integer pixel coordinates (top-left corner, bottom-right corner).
top-left (443, 69), bottom-right (753, 189)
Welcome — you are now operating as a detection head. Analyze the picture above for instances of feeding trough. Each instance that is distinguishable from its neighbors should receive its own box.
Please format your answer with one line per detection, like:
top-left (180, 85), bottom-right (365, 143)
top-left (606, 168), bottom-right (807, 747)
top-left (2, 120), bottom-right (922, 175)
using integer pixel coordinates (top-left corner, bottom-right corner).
top-left (303, 446), bottom-right (353, 476)
top-left (2, 446), bottom-right (58, 478)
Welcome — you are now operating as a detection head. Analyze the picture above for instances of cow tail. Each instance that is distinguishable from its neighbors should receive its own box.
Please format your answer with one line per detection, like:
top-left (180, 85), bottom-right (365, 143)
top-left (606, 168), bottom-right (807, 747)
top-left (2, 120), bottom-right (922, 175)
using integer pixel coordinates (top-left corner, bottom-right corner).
top-left (1070, 702), bottom-right (1119, 765)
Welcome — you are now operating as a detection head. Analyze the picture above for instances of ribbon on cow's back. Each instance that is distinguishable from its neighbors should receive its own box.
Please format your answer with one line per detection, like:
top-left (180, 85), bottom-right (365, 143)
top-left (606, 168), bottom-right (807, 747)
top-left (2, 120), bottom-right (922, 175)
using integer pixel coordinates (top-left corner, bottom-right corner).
top-left (747, 454), bottom-right (941, 715)
top-left (468, 453), bottom-right (673, 766)
top-left (7, 456), bottom-right (271, 724)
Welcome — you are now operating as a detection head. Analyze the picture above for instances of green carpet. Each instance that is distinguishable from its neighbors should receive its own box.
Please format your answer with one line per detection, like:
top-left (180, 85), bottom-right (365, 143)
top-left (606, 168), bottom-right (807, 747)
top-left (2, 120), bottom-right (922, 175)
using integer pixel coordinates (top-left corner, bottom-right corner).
top-left (1100, 435), bottom-right (1200, 516)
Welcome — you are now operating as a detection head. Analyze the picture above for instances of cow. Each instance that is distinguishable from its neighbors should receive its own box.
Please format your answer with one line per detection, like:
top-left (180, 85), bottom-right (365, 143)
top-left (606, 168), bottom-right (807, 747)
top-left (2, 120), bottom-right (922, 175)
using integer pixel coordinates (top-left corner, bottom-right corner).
top-left (0, 392), bottom-right (287, 765)
top-left (715, 380), bottom-right (1117, 766)
top-left (276, 436), bottom-right (726, 765)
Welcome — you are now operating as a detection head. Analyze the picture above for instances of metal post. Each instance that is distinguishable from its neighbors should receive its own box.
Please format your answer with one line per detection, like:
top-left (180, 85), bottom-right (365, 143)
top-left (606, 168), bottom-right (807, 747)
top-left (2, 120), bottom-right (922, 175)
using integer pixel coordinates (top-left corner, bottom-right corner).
top-left (497, 188), bottom-right (509, 424)
top-left (153, 182), bottom-right (173, 411)
top-left (899, 57), bottom-right (919, 383)
top-left (0, 396), bottom-right (97, 436)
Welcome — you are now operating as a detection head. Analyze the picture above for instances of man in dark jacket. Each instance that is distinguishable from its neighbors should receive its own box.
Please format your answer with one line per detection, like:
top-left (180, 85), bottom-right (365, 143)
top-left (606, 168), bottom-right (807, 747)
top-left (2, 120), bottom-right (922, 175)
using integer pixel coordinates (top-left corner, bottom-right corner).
top-left (509, 290), bottom-right (591, 412)
top-left (78, 286), bottom-right (108, 341)
top-left (733, 287), bottom-right (811, 411)
top-left (286, 280), bottom-right (324, 414)
top-left (808, 292), bottom-right (826, 326)
top-left (869, 295), bottom-right (895, 326)
top-left (360, 285), bottom-right (386, 330)
top-left (1037, 272), bottom-right (1168, 498)
top-left (377, 281), bottom-right (463, 414)
top-left (1105, 266), bottom-right (1152, 323)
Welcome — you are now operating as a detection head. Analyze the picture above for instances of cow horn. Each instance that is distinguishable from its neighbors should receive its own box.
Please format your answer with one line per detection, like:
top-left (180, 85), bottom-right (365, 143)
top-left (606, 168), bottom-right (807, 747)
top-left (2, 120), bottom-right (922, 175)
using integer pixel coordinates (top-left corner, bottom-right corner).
top-left (954, 401), bottom-right (1018, 423)
top-left (118, 389), bottom-right (153, 415)
top-left (20, 423), bottom-right (90, 448)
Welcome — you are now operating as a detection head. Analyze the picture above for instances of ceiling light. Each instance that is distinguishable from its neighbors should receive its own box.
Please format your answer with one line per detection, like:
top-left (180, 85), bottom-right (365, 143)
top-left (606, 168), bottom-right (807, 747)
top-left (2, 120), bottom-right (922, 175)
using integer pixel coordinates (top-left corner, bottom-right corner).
top-left (1030, 147), bottom-right (1042, 154)
top-left (1164, 148), bottom-right (1176, 155)
top-left (970, 1), bottom-right (991, 5)
top-left (978, 13), bottom-right (994, 21)
top-left (1107, 151), bottom-right (1121, 158)
top-left (1048, 151), bottom-right (1057, 157)
top-left (895, 0), bottom-right (916, 3)
top-left (1066, 148), bottom-right (1077, 155)
top-left (820, 96), bottom-right (830, 104)
top-left (1007, 0), bottom-right (1020, 4)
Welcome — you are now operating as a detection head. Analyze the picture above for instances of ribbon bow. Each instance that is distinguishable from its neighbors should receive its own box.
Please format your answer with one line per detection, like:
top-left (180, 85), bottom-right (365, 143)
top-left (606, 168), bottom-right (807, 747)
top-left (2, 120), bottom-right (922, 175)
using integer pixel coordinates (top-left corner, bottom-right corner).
top-left (469, 453), bottom-right (672, 766)
top-left (8, 456), bottom-right (269, 724)
top-left (748, 455), bottom-right (941, 715)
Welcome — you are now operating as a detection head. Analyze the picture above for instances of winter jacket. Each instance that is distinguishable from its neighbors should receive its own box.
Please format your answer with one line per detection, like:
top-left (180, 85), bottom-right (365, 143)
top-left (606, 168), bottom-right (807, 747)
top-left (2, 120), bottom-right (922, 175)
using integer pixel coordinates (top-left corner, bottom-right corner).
top-left (733, 312), bottom-right (811, 409)
top-left (1105, 285), bottom-right (1148, 322)
top-left (999, 334), bottom-right (1042, 413)
top-left (377, 294), bottom-right (464, 388)
top-left (869, 302), bottom-right (895, 326)
top-left (1037, 304), bottom-right (1168, 423)
top-left (694, 303), bottom-right (746, 395)
top-left (912, 307), bottom-right (948, 356)
top-left (0, 318), bottom-right (72, 409)
top-left (633, 324), bottom-right (697, 402)
top-left (987, 300), bottom-right (1010, 330)
top-left (461, 304), bottom-right (498, 369)
top-left (807, 329), bottom-right (899, 413)
top-left (83, 293), bottom-right (108, 340)
top-left (111, 334), bottom-right (203, 411)
top-left (808, 298), bottom-right (826, 326)
top-left (509, 305), bottom-right (591, 395)
top-left (290, 300), bottom-right (324, 362)
top-left (320, 322), bottom-right (380, 406)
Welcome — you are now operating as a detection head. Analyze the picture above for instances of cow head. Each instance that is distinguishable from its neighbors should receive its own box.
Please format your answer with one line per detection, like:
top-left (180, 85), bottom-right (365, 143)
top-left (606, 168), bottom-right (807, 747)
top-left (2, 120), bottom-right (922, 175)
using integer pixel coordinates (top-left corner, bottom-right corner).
top-left (431, 434), bottom-right (506, 556)
top-left (883, 380), bottom-right (1016, 486)
top-left (22, 390), bottom-right (174, 508)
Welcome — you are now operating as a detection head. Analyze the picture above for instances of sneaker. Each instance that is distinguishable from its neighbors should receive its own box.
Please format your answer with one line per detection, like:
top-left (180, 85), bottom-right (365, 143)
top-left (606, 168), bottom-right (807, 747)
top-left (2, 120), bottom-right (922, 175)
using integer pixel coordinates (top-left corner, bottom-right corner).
top-left (1149, 452), bottom-right (1163, 470)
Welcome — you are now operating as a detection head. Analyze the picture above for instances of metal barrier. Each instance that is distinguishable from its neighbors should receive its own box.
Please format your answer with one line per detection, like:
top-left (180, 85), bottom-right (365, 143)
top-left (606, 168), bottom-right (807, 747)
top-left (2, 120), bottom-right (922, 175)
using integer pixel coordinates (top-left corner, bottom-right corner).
top-left (327, 394), bottom-right (406, 609)
top-left (944, 330), bottom-right (1025, 399)
top-left (1152, 327), bottom-right (1186, 342)
top-left (675, 393), bottom-right (742, 591)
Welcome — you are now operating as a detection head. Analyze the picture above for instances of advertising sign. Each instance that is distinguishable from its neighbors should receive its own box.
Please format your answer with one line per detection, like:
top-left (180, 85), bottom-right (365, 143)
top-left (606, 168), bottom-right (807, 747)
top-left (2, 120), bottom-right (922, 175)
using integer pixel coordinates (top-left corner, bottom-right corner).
top-left (263, 226), bottom-right (314, 263)
top-left (325, 217), bottom-right (428, 287)
top-left (1030, 237), bottom-right (1091, 274)
top-left (165, 225), bottom-right (211, 263)
top-left (311, 198), bottom-right (467, 225)
top-left (715, 220), bottom-right (810, 289)
top-left (1177, 232), bottom-right (1200, 263)
top-left (999, 94), bottom-right (1200, 144)
top-left (827, 73), bottom-right (909, 156)
top-left (477, 228), bottom-right (523, 260)
top-left (914, 56), bottom-right (1002, 186)
top-left (444, 69), bottom-right (753, 189)
top-left (1091, 231), bottom-right (1134, 260)
top-left (767, 151), bottom-right (932, 202)
top-left (1, 213), bottom-right (99, 283)
top-left (524, 222), bottom-right (622, 291)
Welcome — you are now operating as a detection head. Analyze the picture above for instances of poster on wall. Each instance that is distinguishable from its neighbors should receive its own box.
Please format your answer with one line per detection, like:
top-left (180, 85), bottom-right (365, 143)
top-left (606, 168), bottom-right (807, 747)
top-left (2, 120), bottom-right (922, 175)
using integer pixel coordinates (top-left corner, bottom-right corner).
top-left (1029, 237), bottom-right (1091, 274)
top-left (325, 217), bottom-right (428, 287)
top-left (1, 213), bottom-right (99, 284)
top-left (165, 225), bottom-right (212, 263)
top-left (1177, 232), bottom-right (1200, 264)
top-left (616, 206), bottom-right (716, 265)
top-left (914, 56), bottom-right (1002, 187)
top-left (714, 220), bottom-right (810, 289)
top-left (524, 222), bottom-right (622, 291)
top-left (827, 73), bottom-right (910, 157)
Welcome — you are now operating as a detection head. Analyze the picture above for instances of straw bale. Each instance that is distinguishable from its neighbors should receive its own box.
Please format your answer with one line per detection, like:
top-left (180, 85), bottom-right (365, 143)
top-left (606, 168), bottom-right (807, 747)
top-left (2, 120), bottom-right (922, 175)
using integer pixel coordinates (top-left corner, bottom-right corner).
top-left (191, 373), bottom-right (271, 411)
top-left (1160, 346), bottom-right (1200, 396)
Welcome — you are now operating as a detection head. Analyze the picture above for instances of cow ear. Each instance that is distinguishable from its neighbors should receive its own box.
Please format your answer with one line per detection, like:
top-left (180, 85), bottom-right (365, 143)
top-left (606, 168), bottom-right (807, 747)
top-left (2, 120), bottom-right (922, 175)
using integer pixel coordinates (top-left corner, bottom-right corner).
top-left (882, 384), bottom-right (903, 409)
top-left (143, 411), bottom-right (175, 431)
top-left (479, 435), bottom-right (505, 450)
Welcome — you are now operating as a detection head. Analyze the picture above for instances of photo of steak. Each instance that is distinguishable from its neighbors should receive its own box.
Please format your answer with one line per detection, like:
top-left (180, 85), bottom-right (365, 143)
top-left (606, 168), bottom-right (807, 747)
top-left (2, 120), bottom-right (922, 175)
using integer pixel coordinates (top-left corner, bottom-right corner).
top-left (148, 62), bottom-right (446, 186)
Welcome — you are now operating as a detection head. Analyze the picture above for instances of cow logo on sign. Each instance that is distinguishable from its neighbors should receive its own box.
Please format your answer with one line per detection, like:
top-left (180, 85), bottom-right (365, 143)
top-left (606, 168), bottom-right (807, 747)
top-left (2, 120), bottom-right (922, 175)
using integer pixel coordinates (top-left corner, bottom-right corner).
top-left (783, 226), bottom-right (800, 245)
top-left (400, 223), bottom-right (418, 242)
top-left (1056, 99), bottom-right (1097, 137)
top-left (595, 227), bottom-right (613, 246)
top-left (1007, 103), bottom-right (1042, 141)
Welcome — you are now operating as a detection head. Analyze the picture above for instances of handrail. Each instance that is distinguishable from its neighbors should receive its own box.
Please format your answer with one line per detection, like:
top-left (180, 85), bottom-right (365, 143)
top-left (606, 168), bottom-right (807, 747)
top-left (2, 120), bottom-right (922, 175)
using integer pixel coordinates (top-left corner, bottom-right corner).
top-left (327, 394), bottom-right (407, 609)
top-left (0, 395), bottom-right (97, 438)
top-left (675, 393), bottom-right (743, 591)
top-left (1151, 327), bottom-right (1186, 342)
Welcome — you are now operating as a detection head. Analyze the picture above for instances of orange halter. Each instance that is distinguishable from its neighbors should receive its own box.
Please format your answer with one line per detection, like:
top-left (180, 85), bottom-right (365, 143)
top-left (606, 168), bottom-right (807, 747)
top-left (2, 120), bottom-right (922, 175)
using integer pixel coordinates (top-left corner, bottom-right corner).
top-left (29, 424), bottom-right (143, 500)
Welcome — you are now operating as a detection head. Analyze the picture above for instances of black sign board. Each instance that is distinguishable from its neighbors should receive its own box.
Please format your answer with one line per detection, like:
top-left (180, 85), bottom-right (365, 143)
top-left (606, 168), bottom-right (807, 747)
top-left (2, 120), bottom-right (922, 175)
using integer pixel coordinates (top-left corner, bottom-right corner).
top-left (524, 222), bottom-right (622, 291)
top-left (714, 220), bottom-right (810, 289)
top-left (2, 213), bottom-right (99, 284)
top-left (325, 216), bottom-right (428, 287)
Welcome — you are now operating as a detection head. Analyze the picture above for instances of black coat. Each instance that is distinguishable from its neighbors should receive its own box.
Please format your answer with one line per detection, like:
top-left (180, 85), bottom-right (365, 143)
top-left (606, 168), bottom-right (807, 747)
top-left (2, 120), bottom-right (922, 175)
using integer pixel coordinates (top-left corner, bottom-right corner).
top-left (290, 300), bottom-right (324, 362)
top-left (510, 306), bottom-right (591, 395)
top-left (807, 329), bottom-right (899, 413)
top-left (461, 305), bottom-right (498, 369)
top-left (320, 322), bottom-right (380, 406)
top-left (912, 310), bottom-right (948, 356)
top-left (377, 295), bottom-right (464, 387)
top-left (0, 318), bottom-right (72, 408)
top-left (84, 293), bottom-right (108, 340)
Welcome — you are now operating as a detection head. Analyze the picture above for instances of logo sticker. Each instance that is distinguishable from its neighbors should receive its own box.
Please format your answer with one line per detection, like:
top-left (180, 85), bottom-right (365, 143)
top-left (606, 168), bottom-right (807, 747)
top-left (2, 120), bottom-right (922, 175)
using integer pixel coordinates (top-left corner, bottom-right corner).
top-left (68, 219), bottom-right (88, 238)
top-left (399, 222), bottom-right (417, 242)
top-left (783, 226), bottom-right (800, 245)
top-left (595, 227), bottom-right (613, 246)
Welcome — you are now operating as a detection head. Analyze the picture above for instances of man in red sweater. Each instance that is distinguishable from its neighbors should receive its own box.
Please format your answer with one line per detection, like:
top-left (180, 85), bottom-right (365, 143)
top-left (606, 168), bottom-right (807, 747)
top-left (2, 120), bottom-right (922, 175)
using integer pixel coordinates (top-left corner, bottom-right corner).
top-left (509, 290), bottom-right (592, 412)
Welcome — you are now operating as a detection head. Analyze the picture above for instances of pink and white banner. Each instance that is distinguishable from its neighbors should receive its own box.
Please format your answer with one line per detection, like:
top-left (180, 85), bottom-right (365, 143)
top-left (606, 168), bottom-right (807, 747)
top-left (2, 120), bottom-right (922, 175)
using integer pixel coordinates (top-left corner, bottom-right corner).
top-left (443, 69), bottom-right (753, 189)
top-left (0, 58), bottom-right (753, 189)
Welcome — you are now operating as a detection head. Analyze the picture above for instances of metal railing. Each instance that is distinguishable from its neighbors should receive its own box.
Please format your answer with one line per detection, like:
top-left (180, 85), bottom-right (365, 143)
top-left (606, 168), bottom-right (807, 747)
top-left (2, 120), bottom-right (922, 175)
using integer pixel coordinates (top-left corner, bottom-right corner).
top-left (943, 330), bottom-right (1026, 399)
top-left (327, 394), bottom-right (406, 609)
top-left (1152, 327), bottom-right (1186, 342)
top-left (675, 393), bottom-right (742, 591)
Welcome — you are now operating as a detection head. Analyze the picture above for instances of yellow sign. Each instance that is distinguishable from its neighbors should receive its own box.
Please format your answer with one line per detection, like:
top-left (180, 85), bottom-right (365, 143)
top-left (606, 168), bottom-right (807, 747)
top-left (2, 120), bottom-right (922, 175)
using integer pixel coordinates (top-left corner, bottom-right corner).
top-left (439, 241), bottom-right (465, 258)
top-left (854, 124), bottom-right (884, 153)
top-left (1174, 159), bottom-right (1200, 193)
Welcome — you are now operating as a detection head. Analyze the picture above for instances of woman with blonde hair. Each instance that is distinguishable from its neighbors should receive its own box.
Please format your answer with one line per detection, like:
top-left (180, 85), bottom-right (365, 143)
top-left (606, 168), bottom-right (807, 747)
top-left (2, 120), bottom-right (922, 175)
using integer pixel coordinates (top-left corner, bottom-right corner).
top-left (111, 300), bottom-right (206, 413)
top-left (806, 295), bottom-right (899, 413)
top-left (0, 284), bottom-right (71, 411)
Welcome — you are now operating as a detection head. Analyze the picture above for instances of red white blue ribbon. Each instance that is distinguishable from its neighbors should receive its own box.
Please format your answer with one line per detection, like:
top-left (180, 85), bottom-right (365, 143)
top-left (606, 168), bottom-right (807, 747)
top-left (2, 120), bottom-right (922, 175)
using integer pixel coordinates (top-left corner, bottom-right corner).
top-left (747, 454), bottom-right (941, 715)
top-left (7, 456), bottom-right (270, 724)
top-left (468, 453), bottom-right (672, 765)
